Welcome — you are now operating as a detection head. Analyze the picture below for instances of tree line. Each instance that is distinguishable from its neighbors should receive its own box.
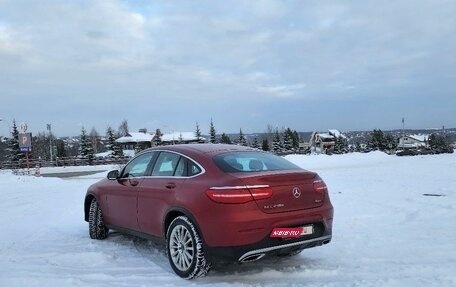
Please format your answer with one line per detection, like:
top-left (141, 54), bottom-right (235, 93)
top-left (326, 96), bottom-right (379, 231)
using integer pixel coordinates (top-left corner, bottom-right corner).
top-left (366, 129), bottom-right (453, 154)
top-left (1, 118), bottom-right (454, 167)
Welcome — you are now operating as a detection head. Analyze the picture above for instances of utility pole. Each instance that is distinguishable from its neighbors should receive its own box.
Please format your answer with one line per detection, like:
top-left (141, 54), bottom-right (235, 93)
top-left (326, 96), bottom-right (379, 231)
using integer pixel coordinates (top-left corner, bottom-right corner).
top-left (47, 124), bottom-right (53, 164)
top-left (401, 117), bottom-right (405, 149)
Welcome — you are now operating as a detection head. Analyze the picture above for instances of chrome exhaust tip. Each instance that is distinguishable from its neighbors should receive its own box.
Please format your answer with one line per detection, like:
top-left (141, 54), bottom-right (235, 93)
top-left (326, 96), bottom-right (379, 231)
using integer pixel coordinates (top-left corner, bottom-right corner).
top-left (239, 253), bottom-right (266, 263)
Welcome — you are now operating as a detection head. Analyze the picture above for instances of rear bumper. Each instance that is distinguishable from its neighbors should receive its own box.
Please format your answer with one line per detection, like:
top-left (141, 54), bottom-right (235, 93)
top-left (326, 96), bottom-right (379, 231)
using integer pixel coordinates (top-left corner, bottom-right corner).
top-left (239, 234), bottom-right (331, 262)
top-left (197, 202), bottom-right (334, 247)
top-left (204, 221), bottom-right (332, 263)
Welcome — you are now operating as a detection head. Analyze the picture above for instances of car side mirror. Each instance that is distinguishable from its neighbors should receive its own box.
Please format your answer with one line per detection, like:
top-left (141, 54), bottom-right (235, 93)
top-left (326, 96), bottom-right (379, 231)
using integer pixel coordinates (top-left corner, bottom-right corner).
top-left (107, 170), bottom-right (119, 180)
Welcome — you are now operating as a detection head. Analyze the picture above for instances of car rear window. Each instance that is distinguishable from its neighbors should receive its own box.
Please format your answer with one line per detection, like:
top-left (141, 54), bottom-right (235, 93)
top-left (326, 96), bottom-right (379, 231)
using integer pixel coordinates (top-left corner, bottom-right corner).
top-left (213, 151), bottom-right (301, 173)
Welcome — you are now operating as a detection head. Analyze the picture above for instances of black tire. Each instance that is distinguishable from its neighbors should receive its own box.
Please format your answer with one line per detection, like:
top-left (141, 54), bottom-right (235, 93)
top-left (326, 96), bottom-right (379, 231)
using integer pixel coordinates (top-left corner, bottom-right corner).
top-left (166, 216), bottom-right (211, 279)
top-left (88, 198), bottom-right (108, 240)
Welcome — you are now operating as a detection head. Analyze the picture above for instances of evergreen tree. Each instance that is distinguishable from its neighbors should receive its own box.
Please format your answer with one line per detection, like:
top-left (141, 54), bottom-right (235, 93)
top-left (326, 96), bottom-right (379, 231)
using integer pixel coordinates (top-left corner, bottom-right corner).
top-left (153, 128), bottom-right (163, 146)
top-left (251, 137), bottom-right (260, 149)
top-left (7, 120), bottom-right (24, 163)
top-left (385, 134), bottom-right (397, 151)
top-left (292, 130), bottom-right (300, 151)
top-left (334, 136), bottom-right (348, 154)
top-left (272, 129), bottom-right (282, 154)
top-left (209, 118), bottom-right (216, 144)
top-left (429, 133), bottom-right (453, 152)
top-left (238, 129), bottom-right (248, 146)
top-left (195, 122), bottom-right (202, 142)
top-left (355, 142), bottom-right (362, 152)
top-left (262, 138), bottom-right (270, 151)
top-left (368, 129), bottom-right (387, 151)
top-left (55, 139), bottom-right (67, 158)
top-left (428, 134), bottom-right (439, 149)
top-left (220, 133), bottom-right (232, 144)
top-left (106, 127), bottom-right (123, 157)
top-left (79, 127), bottom-right (94, 164)
top-left (282, 128), bottom-right (293, 153)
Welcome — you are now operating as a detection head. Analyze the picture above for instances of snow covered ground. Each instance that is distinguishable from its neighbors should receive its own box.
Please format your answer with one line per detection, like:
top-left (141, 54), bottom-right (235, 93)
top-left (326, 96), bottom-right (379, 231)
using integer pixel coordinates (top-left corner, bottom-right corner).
top-left (1, 152), bottom-right (455, 287)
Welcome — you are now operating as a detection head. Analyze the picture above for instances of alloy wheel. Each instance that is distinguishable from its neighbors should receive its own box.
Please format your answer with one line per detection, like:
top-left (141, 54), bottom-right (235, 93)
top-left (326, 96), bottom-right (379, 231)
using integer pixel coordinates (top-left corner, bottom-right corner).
top-left (169, 224), bottom-right (194, 271)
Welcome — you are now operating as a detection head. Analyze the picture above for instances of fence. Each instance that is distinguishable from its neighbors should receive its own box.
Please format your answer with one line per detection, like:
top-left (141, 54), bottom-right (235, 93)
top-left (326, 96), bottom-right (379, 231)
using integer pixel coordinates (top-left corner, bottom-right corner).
top-left (0, 156), bottom-right (131, 170)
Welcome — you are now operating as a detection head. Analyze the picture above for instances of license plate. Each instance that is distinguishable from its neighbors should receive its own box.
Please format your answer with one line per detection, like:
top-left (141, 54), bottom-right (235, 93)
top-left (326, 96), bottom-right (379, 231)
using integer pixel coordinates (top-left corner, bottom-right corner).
top-left (270, 225), bottom-right (313, 238)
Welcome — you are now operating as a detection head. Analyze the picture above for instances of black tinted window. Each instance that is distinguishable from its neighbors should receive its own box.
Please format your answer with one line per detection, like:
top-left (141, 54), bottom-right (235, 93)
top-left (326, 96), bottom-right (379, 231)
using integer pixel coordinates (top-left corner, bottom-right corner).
top-left (213, 151), bottom-right (301, 173)
top-left (188, 160), bottom-right (202, 176)
top-left (174, 157), bottom-right (185, 177)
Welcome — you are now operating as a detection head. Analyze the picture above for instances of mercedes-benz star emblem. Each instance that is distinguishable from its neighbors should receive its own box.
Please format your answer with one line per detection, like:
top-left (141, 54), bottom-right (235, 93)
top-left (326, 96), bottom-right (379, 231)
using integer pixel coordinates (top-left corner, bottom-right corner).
top-left (292, 187), bottom-right (301, 198)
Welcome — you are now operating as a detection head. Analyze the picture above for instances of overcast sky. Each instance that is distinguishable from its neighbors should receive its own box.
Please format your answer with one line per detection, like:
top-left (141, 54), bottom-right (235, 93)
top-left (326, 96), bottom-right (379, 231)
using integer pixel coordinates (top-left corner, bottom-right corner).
top-left (1, 0), bottom-right (455, 137)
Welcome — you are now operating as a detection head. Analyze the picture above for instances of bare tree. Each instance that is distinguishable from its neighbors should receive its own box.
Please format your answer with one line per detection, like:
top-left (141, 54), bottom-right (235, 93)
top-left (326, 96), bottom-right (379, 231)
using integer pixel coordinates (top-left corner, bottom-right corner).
top-left (118, 119), bottom-right (129, 137)
top-left (89, 127), bottom-right (100, 153)
top-left (31, 132), bottom-right (50, 160)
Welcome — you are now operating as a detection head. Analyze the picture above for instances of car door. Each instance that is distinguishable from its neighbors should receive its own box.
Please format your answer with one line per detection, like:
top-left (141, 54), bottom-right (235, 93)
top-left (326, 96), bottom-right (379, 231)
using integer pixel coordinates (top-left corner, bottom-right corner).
top-left (137, 151), bottom-right (188, 237)
top-left (105, 151), bottom-right (155, 231)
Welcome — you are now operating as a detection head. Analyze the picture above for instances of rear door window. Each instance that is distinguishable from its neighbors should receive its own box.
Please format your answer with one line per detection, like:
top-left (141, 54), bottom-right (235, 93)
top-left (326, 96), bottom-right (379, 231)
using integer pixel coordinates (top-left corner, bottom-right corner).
top-left (152, 152), bottom-right (182, 176)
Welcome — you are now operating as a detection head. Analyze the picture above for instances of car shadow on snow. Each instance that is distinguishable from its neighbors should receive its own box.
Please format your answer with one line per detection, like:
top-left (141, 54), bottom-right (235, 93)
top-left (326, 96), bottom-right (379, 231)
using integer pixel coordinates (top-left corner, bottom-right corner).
top-left (106, 231), bottom-right (330, 282)
top-left (105, 231), bottom-right (173, 274)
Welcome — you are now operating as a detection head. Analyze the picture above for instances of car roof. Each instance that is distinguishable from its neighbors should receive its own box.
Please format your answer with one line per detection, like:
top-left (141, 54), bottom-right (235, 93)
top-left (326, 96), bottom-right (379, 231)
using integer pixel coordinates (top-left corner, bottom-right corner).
top-left (147, 144), bottom-right (259, 156)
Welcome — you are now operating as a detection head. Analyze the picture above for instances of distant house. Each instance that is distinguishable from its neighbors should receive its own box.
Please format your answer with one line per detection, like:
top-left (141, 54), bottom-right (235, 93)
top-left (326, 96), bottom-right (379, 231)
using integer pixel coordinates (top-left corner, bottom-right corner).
top-left (398, 134), bottom-right (429, 149)
top-left (309, 129), bottom-right (346, 154)
top-left (116, 131), bottom-right (154, 151)
top-left (161, 132), bottom-right (205, 145)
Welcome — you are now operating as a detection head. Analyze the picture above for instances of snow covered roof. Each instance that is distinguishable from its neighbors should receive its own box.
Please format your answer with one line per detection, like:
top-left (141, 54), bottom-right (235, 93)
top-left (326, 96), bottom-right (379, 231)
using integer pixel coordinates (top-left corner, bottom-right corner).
top-left (115, 132), bottom-right (153, 143)
top-left (95, 150), bottom-right (135, 158)
top-left (318, 133), bottom-right (334, 139)
top-left (161, 132), bottom-right (203, 142)
top-left (408, 134), bottom-right (429, 142)
top-left (328, 129), bottom-right (347, 139)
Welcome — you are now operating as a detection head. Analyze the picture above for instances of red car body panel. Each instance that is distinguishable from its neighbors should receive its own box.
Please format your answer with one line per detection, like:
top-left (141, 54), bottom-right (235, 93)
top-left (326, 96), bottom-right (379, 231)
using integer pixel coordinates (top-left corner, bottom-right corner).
top-left (99, 178), bottom-right (141, 231)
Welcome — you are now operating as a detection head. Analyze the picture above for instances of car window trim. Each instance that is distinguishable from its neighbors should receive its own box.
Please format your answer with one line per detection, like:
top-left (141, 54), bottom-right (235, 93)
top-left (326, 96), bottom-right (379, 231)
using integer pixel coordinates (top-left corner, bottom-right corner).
top-left (120, 151), bottom-right (158, 178)
top-left (144, 149), bottom-right (206, 179)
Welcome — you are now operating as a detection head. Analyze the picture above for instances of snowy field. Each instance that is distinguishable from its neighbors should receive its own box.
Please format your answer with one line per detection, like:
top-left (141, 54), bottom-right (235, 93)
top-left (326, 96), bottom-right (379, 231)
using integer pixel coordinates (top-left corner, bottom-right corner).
top-left (0, 152), bottom-right (455, 287)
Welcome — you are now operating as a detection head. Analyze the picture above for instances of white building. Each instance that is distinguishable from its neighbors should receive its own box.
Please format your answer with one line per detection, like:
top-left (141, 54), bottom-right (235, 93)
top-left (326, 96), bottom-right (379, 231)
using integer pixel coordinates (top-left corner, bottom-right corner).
top-left (161, 132), bottom-right (205, 145)
top-left (309, 129), bottom-right (346, 154)
top-left (116, 131), bottom-right (154, 150)
top-left (398, 134), bottom-right (429, 149)
top-left (116, 130), bottom-right (205, 150)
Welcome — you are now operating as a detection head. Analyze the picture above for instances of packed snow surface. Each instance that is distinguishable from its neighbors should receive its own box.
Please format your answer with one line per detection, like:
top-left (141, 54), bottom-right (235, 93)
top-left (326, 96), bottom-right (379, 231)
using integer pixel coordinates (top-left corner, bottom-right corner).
top-left (1, 151), bottom-right (455, 286)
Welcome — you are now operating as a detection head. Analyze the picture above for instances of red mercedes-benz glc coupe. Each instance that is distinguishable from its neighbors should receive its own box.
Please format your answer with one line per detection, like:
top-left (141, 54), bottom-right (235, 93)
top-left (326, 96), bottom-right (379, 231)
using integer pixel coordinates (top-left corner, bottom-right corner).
top-left (84, 144), bottom-right (333, 279)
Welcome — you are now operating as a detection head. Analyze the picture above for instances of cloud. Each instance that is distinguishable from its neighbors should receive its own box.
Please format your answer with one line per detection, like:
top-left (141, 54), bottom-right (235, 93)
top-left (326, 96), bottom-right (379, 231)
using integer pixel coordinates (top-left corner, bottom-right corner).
top-left (1, 0), bottom-right (456, 135)
top-left (256, 84), bottom-right (307, 98)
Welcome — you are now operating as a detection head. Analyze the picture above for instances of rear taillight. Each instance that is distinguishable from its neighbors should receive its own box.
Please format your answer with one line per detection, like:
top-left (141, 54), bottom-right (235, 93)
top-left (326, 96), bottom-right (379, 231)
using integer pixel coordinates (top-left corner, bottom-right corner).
top-left (248, 186), bottom-right (273, 200)
top-left (313, 179), bottom-right (328, 193)
top-left (206, 185), bottom-right (273, 204)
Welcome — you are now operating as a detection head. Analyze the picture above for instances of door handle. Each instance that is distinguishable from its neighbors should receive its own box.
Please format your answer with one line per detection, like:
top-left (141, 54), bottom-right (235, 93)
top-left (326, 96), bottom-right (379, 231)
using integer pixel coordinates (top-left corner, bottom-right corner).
top-left (165, 183), bottom-right (176, 189)
top-left (130, 179), bottom-right (139, 186)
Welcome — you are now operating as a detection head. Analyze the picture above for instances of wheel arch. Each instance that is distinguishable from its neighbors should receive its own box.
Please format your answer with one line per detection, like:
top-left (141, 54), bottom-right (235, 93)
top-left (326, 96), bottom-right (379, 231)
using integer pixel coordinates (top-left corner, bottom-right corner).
top-left (163, 207), bottom-right (205, 243)
top-left (84, 193), bottom-right (97, 222)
